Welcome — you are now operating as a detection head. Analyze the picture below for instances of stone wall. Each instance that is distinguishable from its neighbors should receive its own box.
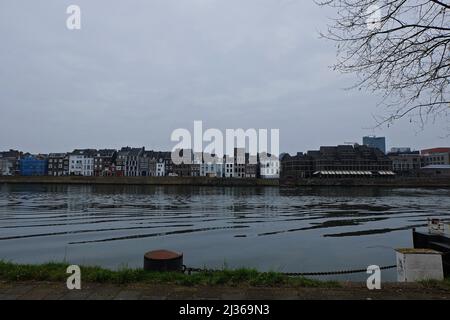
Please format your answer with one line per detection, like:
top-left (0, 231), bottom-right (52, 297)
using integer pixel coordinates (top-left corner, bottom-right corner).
top-left (0, 176), bottom-right (279, 187)
top-left (280, 177), bottom-right (450, 187)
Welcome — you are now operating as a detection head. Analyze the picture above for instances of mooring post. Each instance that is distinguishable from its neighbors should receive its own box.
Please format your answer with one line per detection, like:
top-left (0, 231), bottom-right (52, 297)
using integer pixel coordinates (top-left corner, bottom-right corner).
top-left (143, 249), bottom-right (183, 272)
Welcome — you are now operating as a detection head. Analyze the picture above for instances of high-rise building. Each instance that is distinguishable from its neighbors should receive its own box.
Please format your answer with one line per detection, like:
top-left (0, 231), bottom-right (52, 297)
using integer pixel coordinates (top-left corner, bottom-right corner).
top-left (363, 136), bottom-right (386, 154)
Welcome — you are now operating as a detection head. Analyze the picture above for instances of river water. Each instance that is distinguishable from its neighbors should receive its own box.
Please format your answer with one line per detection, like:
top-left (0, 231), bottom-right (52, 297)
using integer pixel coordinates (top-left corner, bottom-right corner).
top-left (1, 183), bottom-right (449, 281)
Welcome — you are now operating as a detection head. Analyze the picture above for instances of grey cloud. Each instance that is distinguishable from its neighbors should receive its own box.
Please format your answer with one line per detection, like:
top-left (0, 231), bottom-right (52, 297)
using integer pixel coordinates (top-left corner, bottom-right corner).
top-left (0, 0), bottom-right (448, 154)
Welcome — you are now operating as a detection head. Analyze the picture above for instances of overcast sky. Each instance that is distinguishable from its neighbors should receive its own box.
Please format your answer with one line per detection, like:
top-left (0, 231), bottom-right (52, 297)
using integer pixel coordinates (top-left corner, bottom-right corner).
top-left (1, 0), bottom-right (449, 155)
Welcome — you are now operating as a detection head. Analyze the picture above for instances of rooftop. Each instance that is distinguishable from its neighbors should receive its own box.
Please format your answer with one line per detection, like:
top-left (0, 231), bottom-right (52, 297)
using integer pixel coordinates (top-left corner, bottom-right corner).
top-left (71, 149), bottom-right (97, 156)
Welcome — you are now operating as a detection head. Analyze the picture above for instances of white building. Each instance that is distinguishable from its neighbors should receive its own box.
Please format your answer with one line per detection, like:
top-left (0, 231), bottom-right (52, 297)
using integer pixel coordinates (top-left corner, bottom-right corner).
top-left (224, 162), bottom-right (234, 178)
top-left (156, 160), bottom-right (165, 176)
top-left (69, 149), bottom-right (95, 176)
top-left (260, 155), bottom-right (280, 179)
top-left (0, 158), bottom-right (14, 176)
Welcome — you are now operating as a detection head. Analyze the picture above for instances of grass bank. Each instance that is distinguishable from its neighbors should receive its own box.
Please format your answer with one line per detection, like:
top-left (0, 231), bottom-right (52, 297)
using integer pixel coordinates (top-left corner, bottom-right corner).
top-left (0, 261), bottom-right (339, 288)
top-left (419, 278), bottom-right (450, 290)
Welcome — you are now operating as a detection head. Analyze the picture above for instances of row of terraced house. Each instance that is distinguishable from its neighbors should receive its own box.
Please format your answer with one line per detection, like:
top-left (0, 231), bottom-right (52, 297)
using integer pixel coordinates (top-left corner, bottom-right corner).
top-left (0, 147), bottom-right (280, 179)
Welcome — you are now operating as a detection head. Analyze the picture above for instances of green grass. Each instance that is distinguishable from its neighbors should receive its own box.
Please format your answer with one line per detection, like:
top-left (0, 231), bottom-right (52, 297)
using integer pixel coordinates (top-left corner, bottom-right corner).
top-left (418, 277), bottom-right (450, 290)
top-left (0, 261), bottom-right (340, 288)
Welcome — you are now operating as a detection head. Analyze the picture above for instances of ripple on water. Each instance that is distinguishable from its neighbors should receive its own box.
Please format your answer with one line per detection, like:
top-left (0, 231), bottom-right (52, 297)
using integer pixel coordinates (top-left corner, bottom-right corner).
top-left (0, 184), bottom-right (449, 280)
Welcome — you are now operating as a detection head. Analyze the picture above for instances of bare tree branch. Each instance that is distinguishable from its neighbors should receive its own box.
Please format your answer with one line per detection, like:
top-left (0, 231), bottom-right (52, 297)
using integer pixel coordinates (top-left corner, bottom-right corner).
top-left (317, 0), bottom-right (450, 128)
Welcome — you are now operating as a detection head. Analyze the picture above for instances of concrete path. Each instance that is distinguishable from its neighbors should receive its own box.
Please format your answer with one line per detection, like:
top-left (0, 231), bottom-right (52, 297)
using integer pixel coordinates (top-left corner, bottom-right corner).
top-left (0, 281), bottom-right (449, 300)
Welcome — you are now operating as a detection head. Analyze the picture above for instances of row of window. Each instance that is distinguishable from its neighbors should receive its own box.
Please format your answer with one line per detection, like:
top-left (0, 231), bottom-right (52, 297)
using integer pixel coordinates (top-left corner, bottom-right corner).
top-left (261, 162), bottom-right (279, 167)
top-left (262, 169), bottom-right (279, 175)
top-left (70, 165), bottom-right (92, 170)
top-left (71, 160), bottom-right (93, 164)
top-left (48, 164), bottom-right (65, 169)
top-left (425, 156), bottom-right (447, 162)
top-left (49, 159), bottom-right (65, 163)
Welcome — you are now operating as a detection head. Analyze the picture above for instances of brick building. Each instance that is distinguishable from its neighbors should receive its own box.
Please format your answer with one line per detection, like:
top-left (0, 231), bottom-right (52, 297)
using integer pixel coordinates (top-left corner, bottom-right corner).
top-left (94, 149), bottom-right (117, 176)
top-left (48, 153), bottom-right (69, 176)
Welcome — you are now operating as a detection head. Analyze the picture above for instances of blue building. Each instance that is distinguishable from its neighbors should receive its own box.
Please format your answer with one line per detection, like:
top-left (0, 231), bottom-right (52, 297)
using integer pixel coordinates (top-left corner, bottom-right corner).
top-left (20, 156), bottom-right (48, 176)
top-left (363, 136), bottom-right (386, 154)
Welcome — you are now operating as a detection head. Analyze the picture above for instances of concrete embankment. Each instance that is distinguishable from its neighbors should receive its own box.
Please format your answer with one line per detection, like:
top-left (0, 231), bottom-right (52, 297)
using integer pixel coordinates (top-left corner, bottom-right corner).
top-left (280, 177), bottom-right (450, 188)
top-left (0, 176), bottom-right (279, 187)
top-left (1, 176), bottom-right (449, 188)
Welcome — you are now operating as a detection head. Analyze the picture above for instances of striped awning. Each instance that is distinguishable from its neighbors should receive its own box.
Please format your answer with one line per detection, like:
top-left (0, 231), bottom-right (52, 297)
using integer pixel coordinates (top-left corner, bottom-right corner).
top-left (378, 171), bottom-right (396, 176)
top-left (317, 171), bottom-right (373, 176)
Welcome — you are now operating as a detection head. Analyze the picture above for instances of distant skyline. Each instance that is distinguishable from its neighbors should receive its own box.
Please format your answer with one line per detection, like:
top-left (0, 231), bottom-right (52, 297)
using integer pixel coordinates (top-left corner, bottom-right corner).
top-left (1, 0), bottom-right (449, 155)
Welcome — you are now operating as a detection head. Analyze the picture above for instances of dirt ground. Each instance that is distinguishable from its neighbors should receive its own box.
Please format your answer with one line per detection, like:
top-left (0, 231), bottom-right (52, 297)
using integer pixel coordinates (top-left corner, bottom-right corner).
top-left (0, 281), bottom-right (449, 300)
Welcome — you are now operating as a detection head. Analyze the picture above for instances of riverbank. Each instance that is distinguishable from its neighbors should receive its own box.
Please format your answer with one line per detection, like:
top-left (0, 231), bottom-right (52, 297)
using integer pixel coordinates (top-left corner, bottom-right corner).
top-left (2, 281), bottom-right (450, 300)
top-left (0, 261), bottom-right (337, 287)
top-left (1, 176), bottom-right (450, 187)
top-left (0, 176), bottom-right (279, 187)
top-left (0, 262), bottom-right (449, 300)
top-left (281, 177), bottom-right (450, 188)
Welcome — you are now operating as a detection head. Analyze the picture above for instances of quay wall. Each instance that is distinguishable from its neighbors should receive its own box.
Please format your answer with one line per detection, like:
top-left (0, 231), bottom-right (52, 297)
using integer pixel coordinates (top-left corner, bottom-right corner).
top-left (0, 176), bottom-right (279, 187)
top-left (1, 176), bottom-right (449, 188)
